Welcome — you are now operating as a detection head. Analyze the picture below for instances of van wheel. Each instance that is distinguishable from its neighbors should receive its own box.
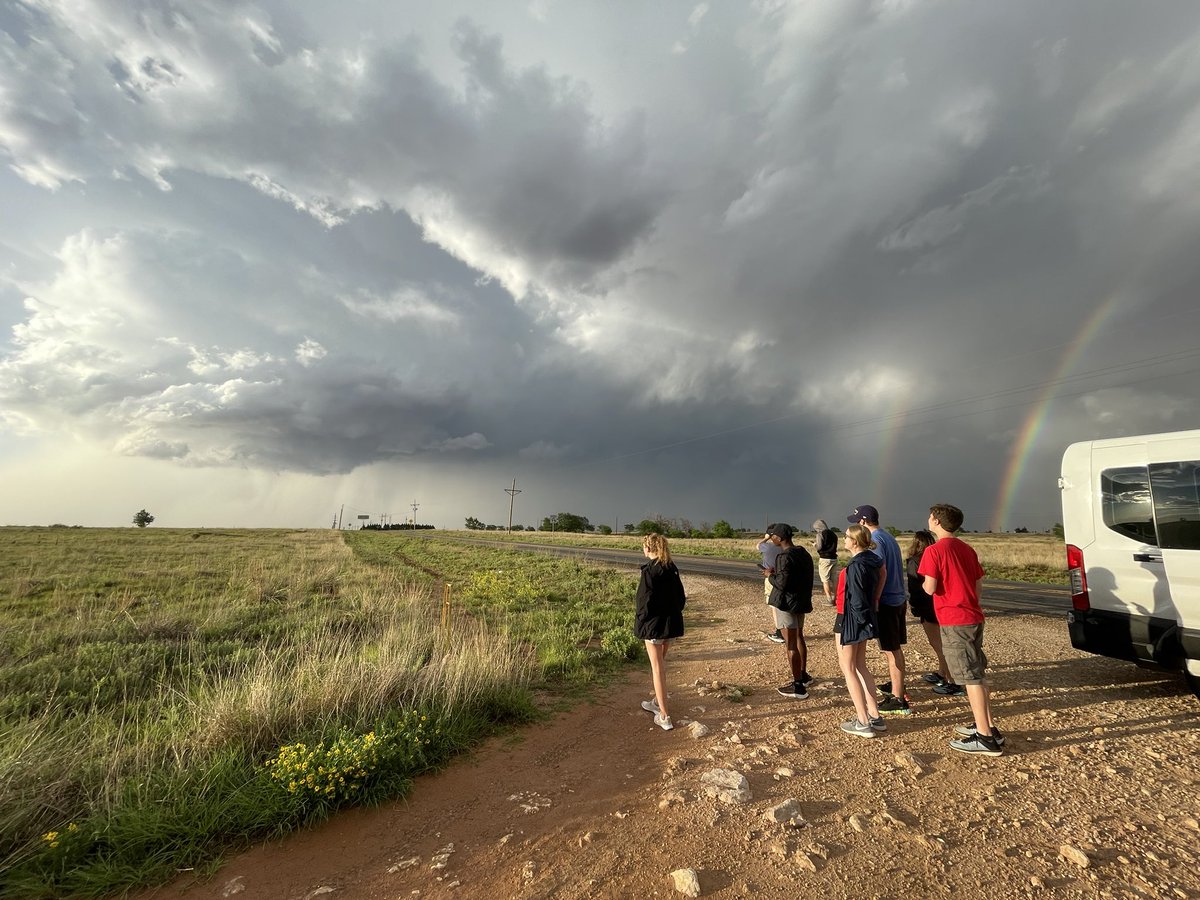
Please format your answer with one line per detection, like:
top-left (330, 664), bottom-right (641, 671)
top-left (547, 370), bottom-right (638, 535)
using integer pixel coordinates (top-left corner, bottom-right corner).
top-left (1186, 672), bottom-right (1200, 700)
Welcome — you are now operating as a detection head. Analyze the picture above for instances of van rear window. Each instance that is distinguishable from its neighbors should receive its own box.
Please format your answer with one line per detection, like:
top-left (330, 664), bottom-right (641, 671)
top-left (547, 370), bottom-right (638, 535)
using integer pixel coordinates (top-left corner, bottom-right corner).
top-left (1101, 466), bottom-right (1157, 544)
top-left (1150, 461), bottom-right (1200, 551)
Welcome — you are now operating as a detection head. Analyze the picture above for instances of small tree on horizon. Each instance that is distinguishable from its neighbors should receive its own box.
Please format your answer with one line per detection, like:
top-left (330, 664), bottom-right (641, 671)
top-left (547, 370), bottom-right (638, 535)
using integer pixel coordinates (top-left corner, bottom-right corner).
top-left (132, 509), bottom-right (155, 528)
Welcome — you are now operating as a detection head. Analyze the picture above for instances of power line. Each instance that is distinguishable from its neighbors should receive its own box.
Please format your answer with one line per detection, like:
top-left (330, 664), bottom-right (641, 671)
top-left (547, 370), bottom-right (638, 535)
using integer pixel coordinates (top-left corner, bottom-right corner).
top-left (505, 479), bottom-right (522, 532)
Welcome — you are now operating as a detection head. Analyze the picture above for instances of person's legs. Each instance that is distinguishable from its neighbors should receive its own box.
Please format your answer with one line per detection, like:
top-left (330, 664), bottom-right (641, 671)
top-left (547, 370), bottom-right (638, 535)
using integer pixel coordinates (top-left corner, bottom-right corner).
top-left (645, 640), bottom-right (670, 720)
top-left (921, 620), bottom-right (951, 682)
top-left (885, 647), bottom-right (905, 698)
top-left (853, 644), bottom-right (881, 719)
top-left (965, 683), bottom-right (994, 736)
top-left (837, 638), bottom-right (868, 722)
top-left (782, 627), bottom-right (804, 682)
top-left (794, 614), bottom-right (808, 678)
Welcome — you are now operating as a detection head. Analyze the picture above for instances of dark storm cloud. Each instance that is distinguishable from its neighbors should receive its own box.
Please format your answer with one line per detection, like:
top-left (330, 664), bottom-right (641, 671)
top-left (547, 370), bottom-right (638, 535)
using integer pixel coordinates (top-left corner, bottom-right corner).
top-left (3, 0), bottom-right (1200, 529)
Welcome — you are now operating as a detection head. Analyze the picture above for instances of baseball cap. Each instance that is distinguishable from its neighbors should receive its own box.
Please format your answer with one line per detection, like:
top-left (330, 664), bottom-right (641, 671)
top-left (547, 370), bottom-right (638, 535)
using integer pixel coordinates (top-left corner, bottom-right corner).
top-left (767, 523), bottom-right (794, 540)
top-left (847, 505), bottom-right (879, 524)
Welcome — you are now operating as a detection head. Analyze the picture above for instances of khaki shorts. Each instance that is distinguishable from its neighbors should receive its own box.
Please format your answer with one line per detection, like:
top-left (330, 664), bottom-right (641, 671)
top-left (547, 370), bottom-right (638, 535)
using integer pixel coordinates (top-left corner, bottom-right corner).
top-left (818, 558), bottom-right (838, 588)
top-left (773, 608), bottom-right (804, 630)
top-left (942, 623), bottom-right (988, 684)
top-left (764, 577), bottom-right (772, 603)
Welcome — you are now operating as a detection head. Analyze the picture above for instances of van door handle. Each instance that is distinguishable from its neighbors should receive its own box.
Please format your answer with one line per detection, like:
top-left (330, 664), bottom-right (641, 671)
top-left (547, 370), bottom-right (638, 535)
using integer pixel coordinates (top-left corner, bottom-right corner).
top-left (1133, 552), bottom-right (1163, 563)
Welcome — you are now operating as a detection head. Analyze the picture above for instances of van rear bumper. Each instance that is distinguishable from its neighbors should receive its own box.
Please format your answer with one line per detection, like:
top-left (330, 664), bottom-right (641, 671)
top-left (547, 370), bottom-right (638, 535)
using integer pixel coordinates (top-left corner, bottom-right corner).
top-left (1067, 608), bottom-right (1184, 669)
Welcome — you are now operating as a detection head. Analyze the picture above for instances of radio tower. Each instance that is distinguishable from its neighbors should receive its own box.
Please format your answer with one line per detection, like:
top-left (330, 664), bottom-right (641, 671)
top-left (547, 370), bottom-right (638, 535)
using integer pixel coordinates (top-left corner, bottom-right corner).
top-left (410, 500), bottom-right (420, 526)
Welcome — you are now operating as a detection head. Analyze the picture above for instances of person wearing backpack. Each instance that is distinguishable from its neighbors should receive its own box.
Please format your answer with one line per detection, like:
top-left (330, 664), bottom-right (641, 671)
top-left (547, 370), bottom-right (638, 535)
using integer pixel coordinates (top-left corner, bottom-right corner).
top-left (812, 518), bottom-right (839, 607)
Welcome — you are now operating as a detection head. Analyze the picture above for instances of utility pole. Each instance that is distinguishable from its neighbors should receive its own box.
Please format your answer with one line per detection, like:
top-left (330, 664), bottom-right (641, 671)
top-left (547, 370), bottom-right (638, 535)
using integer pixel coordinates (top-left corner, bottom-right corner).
top-left (337, 504), bottom-right (344, 530)
top-left (505, 479), bottom-right (521, 532)
top-left (410, 500), bottom-right (420, 526)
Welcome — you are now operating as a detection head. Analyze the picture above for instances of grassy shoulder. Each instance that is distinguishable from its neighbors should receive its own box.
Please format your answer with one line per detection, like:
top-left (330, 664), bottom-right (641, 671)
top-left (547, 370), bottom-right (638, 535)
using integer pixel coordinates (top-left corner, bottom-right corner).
top-left (0, 528), bottom-right (643, 899)
top-left (426, 529), bottom-right (1068, 585)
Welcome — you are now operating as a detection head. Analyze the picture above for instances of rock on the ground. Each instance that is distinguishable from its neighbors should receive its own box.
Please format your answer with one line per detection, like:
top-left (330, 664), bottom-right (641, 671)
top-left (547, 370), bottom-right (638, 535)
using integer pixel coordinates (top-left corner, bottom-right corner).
top-left (688, 721), bottom-right (711, 739)
top-left (1060, 844), bottom-right (1091, 868)
top-left (763, 799), bottom-right (806, 826)
top-left (670, 867), bottom-right (702, 897)
top-left (848, 814), bottom-right (869, 833)
top-left (700, 769), bottom-right (751, 804)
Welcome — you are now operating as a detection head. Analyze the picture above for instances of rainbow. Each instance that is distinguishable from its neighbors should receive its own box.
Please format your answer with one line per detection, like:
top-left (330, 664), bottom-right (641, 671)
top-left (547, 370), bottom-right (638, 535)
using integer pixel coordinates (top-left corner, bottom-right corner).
top-left (990, 293), bottom-right (1124, 532)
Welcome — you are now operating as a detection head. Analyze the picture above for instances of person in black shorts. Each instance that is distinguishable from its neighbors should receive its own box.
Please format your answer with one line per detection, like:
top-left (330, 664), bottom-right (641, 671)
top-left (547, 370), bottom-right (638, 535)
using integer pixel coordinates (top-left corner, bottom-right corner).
top-left (906, 530), bottom-right (963, 695)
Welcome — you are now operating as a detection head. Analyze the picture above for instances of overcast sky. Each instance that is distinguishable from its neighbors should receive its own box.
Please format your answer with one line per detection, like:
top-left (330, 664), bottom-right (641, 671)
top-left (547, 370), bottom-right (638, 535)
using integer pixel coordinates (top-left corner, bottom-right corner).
top-left (2, 0), bottom-right (1200, 533)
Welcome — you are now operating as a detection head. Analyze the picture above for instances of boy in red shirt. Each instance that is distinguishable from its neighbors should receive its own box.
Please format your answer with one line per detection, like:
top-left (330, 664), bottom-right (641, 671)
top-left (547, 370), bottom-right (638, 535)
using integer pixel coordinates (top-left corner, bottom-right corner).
top-left (917, 503), bottom-right (1004, 756)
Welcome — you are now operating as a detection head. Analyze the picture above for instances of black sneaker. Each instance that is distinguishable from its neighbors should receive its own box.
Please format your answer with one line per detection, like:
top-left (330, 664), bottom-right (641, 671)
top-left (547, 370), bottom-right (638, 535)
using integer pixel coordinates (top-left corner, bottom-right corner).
top-left (777, 682), bottom-right (808, 699)
top-left (954, 724), bottom-right (1006, 747)
top-left (921, 672), bottom-right (946, 685)
top-left (799, 672), bottom-right (814, 685)
top-left (767, 630), bottom-right (785, 644)
top-left (949, 732), bottom-right (1002, 756)
top-left (933, 681), bottom-right (967, 696)
top-left (876, 680), bottom-right (893, 697)
top-left (877, 695), bottom-right (912, 716)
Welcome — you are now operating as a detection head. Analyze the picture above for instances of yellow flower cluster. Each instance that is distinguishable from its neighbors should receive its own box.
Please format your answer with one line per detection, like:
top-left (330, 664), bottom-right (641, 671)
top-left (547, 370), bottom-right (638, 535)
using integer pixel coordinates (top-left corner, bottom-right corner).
top-left (266, 730), bottom-right (380, 804)
top-left (41, 822), bottom-right (79, 849)
top-left (265, 711), bottom-right (443, 807)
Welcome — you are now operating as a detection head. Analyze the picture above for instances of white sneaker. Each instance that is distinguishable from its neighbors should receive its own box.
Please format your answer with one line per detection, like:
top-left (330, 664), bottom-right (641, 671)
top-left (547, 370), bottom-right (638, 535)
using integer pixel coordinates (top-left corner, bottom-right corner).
top-left (654, 714), bottom-right (674, 731)
top-left (641, 699), bottom-right (660, 714)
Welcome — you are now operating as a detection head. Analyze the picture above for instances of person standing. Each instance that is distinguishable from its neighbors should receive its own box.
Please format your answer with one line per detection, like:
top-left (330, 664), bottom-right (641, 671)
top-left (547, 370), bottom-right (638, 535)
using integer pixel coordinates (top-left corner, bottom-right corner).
top-left (906, 529), bottom-right (962, 695)
top-left (765, 524), bottom-right (815, 699)
top-left (635, 533), bottom-right (686, 731)
top-left (847, 504), bottom-right (911, 716)
top-left (918, 504), bottom-right (1003, 756)
top-left (836, 524), bottom-right (884, 738)
top-left (757, 528), bottom-right (787, 643)
top-left (812, 519), bottom-right (839, 607)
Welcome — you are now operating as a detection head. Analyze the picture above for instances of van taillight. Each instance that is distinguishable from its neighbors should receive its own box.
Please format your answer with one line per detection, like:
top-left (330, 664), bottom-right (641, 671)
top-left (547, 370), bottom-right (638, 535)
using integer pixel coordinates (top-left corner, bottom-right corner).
top-left (1066, 544), bottom-right (1089, 611)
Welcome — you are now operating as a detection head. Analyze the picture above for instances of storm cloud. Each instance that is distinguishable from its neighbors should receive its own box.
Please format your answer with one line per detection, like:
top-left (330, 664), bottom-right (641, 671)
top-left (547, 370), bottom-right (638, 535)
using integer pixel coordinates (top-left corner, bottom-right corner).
top-left (2, 0), bottom-right (1200, 530)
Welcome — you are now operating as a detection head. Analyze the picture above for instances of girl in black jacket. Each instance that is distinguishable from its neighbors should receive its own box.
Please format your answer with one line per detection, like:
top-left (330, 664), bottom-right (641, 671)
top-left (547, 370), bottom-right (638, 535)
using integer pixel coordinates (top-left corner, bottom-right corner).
top-left (635, 533), bottom-right (685, 731)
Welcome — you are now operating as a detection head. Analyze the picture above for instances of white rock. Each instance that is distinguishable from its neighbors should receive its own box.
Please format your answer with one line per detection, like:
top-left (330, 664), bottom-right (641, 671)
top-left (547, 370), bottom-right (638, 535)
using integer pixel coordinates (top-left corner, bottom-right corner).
top-left (774, 767), bottom-right (795, 779)
top-left (688, 721), bottom-right (711, 739)
top-left (1060, 844), bottom-right (1091, 868)
top-left (388, 857), bottom-right (421, 873)
top-left (763, 799), bottom-right (806, 826)
top-left (303, 889), bottom-right (335, 900)
top-left (848, 814), bottom-right (869, 833)
top-left (430, 844), bottom-right (455, 870)
top-left (221, 877), bottom-right (245, 897)
top-left (670, 867), bottom-right (702, 897)
top-left (700, 769), bottom-right (751, 804)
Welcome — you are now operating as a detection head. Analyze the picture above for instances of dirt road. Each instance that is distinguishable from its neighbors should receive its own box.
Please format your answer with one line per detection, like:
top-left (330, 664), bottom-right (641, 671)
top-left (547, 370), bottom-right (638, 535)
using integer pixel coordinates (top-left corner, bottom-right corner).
top-left (148, 575), bottom-right (1200, 900)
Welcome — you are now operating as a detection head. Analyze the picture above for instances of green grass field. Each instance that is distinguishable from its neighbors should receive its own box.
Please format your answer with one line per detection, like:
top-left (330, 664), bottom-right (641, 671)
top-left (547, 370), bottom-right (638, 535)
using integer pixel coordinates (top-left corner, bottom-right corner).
top-left (0, 528), bottom-right (640, 899)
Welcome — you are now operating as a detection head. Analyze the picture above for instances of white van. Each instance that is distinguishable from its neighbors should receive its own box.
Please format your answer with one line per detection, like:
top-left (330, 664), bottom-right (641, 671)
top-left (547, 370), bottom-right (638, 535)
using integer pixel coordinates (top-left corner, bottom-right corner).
top-left (1059, 429), bottom-right (1200, 699)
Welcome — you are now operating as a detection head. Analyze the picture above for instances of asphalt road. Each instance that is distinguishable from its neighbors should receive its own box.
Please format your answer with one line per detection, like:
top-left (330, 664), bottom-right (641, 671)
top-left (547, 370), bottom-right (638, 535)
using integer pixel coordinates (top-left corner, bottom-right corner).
top-left (423, 536), bottom-right (1071, 617)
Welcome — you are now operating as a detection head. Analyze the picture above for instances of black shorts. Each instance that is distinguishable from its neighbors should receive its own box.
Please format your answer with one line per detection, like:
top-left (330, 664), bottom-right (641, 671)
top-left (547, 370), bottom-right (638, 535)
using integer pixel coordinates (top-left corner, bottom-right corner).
top-left (876, 603), bottom-right (907, 651)
top-left (909, 593), bottom-right (938, 625)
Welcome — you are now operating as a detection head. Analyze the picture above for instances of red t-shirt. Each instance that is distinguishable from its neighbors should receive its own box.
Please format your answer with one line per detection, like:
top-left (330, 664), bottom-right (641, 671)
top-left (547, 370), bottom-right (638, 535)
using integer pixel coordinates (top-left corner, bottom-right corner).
top-left (916, 536), bottom-right (985, 626)
top-left (835, 568), bottom-right (846, 614)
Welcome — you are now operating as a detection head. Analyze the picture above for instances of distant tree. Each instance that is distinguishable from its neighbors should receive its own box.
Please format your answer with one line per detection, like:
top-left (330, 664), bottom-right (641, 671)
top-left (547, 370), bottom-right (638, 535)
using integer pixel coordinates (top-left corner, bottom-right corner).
top-left (636, 515), bottom-right (674, 535)
top-left (1014, 526), bottom-right (1030, 534)
top-left (597, 524), bottom-right (613, 535)
top-left (711, 520), bottom-right (735, 539)
top-left (540, 512), bottom-right (591, 532)
top-left (624, 523), bottom-right (637, 533)
top-left (525, 525), bottom-right (536, 531)
top-left (132, 509), bottom-right (155, 528)
top-left (1051, 522), bottom-right (1065, 539)
top-left (885, 525), bottom-right (901, 538)
top-left (464, 516), bottom-right (485, 530)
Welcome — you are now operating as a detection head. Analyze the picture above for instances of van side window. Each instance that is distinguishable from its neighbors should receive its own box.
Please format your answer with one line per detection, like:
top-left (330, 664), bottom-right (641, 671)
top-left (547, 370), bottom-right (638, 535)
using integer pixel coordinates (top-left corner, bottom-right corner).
top-left (1101, 466), bottom-right (1157, 544)
top-left (1150, 461), bottom-right (1200, 550)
